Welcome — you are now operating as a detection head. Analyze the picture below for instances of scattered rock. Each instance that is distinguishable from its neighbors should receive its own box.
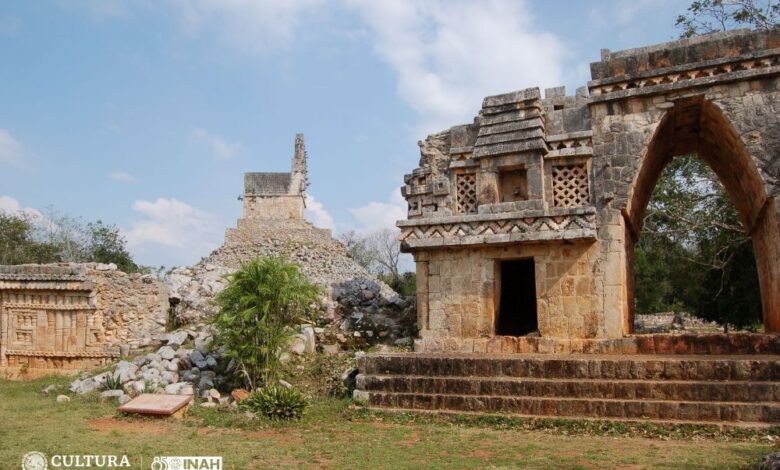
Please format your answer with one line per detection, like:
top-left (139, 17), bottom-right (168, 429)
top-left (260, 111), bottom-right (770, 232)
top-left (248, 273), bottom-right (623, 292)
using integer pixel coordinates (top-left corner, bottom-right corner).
top-left (56, 395), bottom-right (71, 403)
top-left (278, 379), bottom-right (293, 389)
top-left (165, 330), bottom-right (189, 347)
top-left (759, 452), bottom-right (780, 470)
top-left (231, 389), bottom-right (250, 402)
top-left (100, 389), bottom-right (124, 400)
top-left (69, 378), bottom-right (101, 394)
top-left (118, 394), bottom-right (132, 405)
top-left (289, 335), bottom-right (307, 355)
top-left (158, 346), bottom-right (176, 360)
top-left (42, 384), bottom-right (58, 394)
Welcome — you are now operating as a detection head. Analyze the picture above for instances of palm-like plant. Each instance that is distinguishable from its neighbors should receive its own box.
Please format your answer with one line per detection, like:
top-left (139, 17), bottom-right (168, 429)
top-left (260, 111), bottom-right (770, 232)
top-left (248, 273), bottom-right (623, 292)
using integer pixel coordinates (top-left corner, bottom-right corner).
top-left (213, 256), bottom-right (319, 390)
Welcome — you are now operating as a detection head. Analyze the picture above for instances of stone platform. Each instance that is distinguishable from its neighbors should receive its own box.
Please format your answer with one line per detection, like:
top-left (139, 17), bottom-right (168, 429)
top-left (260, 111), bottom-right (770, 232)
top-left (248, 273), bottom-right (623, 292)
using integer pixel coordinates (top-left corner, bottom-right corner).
top-left (356, 352), bottom-right (780, 427)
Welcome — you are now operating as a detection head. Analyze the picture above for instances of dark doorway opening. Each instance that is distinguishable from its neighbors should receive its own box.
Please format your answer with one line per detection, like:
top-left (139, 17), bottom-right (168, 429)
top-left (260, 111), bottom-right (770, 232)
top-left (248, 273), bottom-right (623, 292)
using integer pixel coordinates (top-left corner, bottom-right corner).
top-left (496, 259), bottom-right (538, 336)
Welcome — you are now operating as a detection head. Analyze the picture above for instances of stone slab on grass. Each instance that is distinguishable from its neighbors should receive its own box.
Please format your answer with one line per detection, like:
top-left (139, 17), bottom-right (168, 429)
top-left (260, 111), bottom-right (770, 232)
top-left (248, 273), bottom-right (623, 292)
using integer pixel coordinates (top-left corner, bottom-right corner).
top-left (118, 393), bottom-right (192, 418)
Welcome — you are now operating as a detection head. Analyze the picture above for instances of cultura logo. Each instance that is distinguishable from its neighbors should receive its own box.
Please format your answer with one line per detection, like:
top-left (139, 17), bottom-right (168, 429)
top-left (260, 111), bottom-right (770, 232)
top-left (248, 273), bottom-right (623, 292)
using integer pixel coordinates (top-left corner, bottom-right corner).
top-left (21, 452), bottom-right (48, 470)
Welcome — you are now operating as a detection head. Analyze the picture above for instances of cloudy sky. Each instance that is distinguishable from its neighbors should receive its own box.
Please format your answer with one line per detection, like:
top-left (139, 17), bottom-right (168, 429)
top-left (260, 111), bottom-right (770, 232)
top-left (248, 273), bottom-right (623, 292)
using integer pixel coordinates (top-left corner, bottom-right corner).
top-left (0, 0), bottom-right (686, 268)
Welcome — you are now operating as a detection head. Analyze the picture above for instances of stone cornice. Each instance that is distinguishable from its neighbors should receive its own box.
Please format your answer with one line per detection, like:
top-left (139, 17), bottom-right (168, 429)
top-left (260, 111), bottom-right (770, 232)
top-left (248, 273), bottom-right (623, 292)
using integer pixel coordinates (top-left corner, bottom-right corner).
top-left (399, 209), bottom-right (597, 250)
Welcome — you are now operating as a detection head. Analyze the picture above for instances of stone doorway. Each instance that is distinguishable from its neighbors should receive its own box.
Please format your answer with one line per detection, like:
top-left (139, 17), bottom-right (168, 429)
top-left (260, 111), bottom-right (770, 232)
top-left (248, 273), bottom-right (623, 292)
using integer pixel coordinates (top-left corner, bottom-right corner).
top-left (496, 259), bottom-right (538, 336)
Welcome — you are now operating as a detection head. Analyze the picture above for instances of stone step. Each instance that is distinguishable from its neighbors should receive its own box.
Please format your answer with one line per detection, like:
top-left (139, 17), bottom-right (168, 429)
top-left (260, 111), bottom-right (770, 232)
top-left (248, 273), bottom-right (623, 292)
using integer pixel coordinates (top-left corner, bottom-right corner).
top-left (366, 391), bottom-right (780, 424)
top-left (358, 375), bottom-right (780, 402)
top-left (357, 354), bottom-right (780, 382)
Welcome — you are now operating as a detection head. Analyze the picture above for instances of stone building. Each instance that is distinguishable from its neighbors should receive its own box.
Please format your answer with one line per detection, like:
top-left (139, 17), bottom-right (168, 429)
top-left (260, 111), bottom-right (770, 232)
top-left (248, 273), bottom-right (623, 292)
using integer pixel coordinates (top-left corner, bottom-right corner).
top-left (242, 133), bottom-right (309, 220)
top-left (0, 264), bottom-right (168, 377)
top-left (400, 28), bottom-right (780, 353)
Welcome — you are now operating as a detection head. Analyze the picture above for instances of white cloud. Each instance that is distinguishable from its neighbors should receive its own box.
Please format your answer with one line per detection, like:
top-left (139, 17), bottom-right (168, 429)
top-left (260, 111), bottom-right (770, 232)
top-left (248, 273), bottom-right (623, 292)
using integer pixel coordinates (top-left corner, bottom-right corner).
top-left (108, 171), bottom-right (138, 184)
top-left (192, 128), bottom-right (242, 160)
top-left (349, 190), bottom-right (406, 234)
top-left (125, 198), bottom-right (221, 266)
top-left (169, 0), bottom-right (322, 53)
top-left (0, 195), bottom-right (46, 221)
top-left (347, 0), bottom-right (565, 133)
top-left (0, 129), bottom-right (24, 165)
top-left (305, 195), bottom-right (336, 231)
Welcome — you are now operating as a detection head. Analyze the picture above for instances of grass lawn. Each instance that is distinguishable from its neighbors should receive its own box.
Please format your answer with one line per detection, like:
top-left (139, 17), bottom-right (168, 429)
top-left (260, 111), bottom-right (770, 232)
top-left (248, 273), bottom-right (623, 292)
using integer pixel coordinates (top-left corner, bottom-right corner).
top-left (0, 375), bottom-right (777, 470)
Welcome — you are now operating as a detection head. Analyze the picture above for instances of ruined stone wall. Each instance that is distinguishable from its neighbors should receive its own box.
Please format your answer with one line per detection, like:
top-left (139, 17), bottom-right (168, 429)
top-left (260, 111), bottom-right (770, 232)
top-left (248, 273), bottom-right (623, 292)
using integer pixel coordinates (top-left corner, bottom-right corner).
top-left (243, 195), bottom-right (304, 220)
top-left (414, 241), bottom-right (601, 353)
top-left (0, 264), bottom-right (167, 376)
top-left (90, 265), bottom-right (169, 350)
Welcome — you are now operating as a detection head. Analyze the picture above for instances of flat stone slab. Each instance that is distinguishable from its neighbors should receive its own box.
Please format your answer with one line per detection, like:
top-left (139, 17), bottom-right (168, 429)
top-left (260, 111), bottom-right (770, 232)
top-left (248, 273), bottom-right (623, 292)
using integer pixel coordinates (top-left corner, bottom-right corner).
top-left (117, 393), bottom-right (192, 417)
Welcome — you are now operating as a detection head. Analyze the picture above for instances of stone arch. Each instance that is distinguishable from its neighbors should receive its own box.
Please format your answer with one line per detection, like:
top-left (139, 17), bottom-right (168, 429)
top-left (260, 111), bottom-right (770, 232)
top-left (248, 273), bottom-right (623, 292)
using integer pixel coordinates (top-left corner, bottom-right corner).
top-left (623, 96), bottom-right (780, 333)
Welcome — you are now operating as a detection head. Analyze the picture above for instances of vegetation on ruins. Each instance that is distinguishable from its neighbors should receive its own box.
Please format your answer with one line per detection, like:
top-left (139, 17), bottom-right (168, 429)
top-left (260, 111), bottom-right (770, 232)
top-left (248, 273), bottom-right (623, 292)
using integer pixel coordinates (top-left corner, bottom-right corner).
top-left (0, 210), bottom-right (140, 272)
top-left (634, 157), bottom-right (761, 330)
top-left (676, 0), bottom-right (779, 37)
top-left (213, 256), bottom-right (320, 390)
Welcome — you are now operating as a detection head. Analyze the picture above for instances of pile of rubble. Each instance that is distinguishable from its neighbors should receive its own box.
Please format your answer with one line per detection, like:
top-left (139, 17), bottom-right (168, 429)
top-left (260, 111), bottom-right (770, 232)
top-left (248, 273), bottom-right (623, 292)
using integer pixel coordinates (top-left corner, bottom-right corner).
top-left (69, 328), bottom-right (225, 404)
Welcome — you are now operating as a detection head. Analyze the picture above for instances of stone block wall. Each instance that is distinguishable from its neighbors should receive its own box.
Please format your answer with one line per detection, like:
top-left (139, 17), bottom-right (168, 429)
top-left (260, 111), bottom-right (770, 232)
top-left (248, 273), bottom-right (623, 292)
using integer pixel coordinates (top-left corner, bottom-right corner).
top-left (243, 195), bottom-right (305, 220)
top-left (0, 264), bottom-right (168, 375)
top-left (415, 240), bottom-right (602, 351)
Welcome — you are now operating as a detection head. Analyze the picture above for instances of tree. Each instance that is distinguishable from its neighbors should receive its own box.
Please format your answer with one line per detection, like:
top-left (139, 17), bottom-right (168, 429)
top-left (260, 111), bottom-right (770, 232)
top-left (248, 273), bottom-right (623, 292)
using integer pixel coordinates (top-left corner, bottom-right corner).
top-left (0, 208), bottom-right (142, 272)
top-left (83, 221), bottom-right (139, 272)
top-left (340, 228), bottom-right (404, 285)
top-left (676, 0), bottom-right (779, 37)
top-left (338, 230), bottom-right (374, 271)
top-left (634, 156), bottom-right (762, 330)
top-left (366, 228), bottom-right (401, 282)
top-left (0, 213), bottom-right (59, 264)
top-left (212, 256), bottom-right (320, 390)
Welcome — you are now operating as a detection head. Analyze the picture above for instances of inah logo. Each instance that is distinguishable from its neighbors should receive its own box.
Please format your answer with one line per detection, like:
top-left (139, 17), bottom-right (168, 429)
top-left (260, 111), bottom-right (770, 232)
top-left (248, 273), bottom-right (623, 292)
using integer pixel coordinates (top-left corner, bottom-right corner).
top-left (151, 456), bottom-right (223, 470)
top-left (21, 452), bottom-right (48, 470)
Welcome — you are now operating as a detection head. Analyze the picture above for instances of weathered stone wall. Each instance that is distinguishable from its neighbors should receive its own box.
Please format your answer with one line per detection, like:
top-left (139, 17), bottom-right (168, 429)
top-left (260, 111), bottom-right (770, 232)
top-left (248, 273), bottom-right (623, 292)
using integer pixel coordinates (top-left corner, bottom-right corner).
top-left (415, 241), bottom-right (601, 352)
top-left (0, 263), bottom-right (167, 376)
top-left (243, 195), bottom-right (304, 220)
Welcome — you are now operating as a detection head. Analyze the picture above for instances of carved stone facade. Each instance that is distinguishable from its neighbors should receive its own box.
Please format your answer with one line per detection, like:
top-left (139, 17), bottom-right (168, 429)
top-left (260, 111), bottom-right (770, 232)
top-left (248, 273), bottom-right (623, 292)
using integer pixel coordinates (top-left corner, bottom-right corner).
top-left (401, 28), bottom-right (780, 353)
top-left (0, 264), bottom-right (168, 376)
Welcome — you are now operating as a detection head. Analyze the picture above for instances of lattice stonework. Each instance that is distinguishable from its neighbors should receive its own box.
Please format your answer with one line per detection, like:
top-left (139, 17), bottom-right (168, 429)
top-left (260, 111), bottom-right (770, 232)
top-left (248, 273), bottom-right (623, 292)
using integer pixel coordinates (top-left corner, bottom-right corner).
top-left (455, 174), bottom-right (477, 214)
top-left (552, 164), bottom-right (590, 208)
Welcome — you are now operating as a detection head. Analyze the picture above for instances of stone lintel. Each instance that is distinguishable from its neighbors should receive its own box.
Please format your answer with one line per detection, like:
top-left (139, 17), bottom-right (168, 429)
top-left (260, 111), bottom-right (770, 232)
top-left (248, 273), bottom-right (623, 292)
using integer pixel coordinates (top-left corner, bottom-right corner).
top-left (544, 147), bottom-right (594, 160)
top-left (589, 65), bottom-right (780, 104)
top-left (472, 139), bottom-right (548, 158)
top-left (589, 47), bottom-right (780, 88)
top-left (482, 87), bottom-right (541, 108)
top-left (479, 108), bottom-right (542, 127)
top-left (474, 127), bottom-right (545, 147)
top-left (546, 130), bottom-right (593, 142)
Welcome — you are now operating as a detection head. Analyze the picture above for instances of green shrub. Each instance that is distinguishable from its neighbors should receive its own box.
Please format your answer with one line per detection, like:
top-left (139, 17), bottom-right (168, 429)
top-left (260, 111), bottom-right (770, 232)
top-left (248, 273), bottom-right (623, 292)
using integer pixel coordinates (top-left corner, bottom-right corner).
top-left (213, 256), bottom-right (320, 390)
top-left (240, 386), bottom-right (308, 421)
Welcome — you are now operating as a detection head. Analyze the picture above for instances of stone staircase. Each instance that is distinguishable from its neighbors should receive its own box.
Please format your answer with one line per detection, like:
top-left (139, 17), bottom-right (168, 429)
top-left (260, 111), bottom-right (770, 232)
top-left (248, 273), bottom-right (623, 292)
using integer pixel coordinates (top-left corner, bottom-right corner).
top-left (356, 353), bottom-right (780, 426)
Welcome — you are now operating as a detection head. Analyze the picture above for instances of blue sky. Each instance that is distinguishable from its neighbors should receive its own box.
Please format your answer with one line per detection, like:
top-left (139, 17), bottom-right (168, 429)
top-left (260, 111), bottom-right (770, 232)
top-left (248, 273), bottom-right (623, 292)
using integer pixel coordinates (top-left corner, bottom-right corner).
top-left (0, 0), bottom-right (687, 268)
